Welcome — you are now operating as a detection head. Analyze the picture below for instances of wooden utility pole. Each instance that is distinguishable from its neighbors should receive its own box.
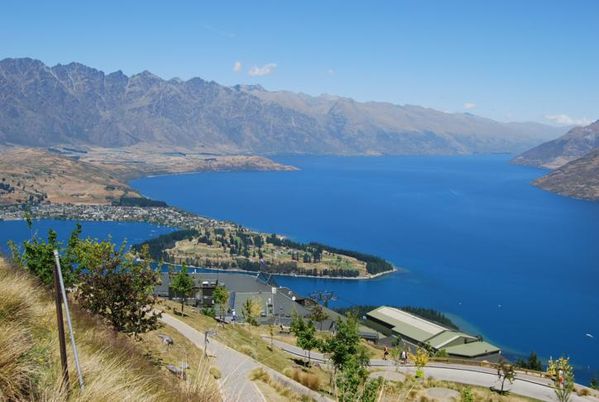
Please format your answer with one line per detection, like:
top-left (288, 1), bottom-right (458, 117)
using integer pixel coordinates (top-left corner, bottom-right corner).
top-left (53, 264), bottom-right (69, 391)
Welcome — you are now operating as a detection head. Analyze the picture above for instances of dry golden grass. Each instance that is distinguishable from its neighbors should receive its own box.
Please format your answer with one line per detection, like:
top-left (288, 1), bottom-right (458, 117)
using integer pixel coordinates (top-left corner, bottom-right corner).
top-left (0, 257), bottom-right (220, 402)
top-left (249, 368), bottom-right (311, 401)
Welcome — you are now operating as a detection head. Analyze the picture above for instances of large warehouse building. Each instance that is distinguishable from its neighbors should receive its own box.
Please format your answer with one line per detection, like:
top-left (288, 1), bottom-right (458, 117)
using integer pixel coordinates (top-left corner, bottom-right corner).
top-left (365, 306), bottom-right (500, 361)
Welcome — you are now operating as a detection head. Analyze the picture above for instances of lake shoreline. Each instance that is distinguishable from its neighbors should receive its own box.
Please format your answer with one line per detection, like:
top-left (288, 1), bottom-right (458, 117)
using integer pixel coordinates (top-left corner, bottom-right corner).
top-left (160, 260), bottom-right (399, 281)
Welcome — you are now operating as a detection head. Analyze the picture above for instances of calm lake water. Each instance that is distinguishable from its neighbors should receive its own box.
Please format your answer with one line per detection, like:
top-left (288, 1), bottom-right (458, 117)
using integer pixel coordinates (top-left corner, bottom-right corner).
top-left (0, 220), bottom-right (175, 255)
top-left (1, 155), bottom-right (597, 382)
top-left (132, 155), bottom-right (599, 382)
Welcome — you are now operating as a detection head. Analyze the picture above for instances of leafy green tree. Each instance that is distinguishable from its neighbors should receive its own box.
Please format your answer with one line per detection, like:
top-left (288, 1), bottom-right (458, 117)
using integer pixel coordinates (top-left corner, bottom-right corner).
top-left (75, 242), bottom-right (161, 338)
top-left (307, 304), bottom-right (329, 331)
top-left (320, 314), bottom-right (372, 400)
top-left (241, 297), bottom-right (261, 326)
top-left (290, 313), bottom-right (319, 365)
top-left (590, 377), bottom-right (598, 390)
top-left (23, 210), bottom-right (33, 238)
top-left (320, 314), bottom-right (368, 370)
top-left (515, 351), bottom-right (543, 371)
top-left (171, 264), bottom-right (194, 312)
top-left (10, 225), bottom-right (82, 287)
top-left (212, 284), bottom-right (229, 321)
top-left (390, 345), bottom-right (404, 372)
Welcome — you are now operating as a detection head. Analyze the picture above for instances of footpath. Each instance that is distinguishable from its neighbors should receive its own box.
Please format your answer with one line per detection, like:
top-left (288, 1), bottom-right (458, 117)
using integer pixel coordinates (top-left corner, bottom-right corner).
top-left (160, 313), bottom-right (331, 402)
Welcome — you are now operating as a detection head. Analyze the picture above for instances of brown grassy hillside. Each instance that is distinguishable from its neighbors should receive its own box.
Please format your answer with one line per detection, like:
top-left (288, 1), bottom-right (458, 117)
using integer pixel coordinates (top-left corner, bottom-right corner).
top-left (0, 256), bottom-right (220, 401)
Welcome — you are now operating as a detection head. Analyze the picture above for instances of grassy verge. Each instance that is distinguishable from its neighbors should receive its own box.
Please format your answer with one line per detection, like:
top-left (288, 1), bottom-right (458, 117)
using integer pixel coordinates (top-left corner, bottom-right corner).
top-left (0, 257), bottom-right (220, 401)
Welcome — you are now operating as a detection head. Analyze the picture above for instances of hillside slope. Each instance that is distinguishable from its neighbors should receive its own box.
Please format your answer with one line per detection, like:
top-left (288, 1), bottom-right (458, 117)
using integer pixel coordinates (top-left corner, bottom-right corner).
top-left (0, 147), bottom-right (140, 205)
top-left (533, 148), bottom-right (599, 201)
top-left (513, 120), bottom-right (599, 169)
top-left (0, 256), bottom-right (219, 401)
top-left (0, 58), bottom-right (564, 155)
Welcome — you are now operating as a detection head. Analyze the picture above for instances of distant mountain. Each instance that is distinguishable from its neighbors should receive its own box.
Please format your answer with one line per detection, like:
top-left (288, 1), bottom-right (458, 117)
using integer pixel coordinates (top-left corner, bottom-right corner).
top-left (533, 148), bottom-right (599, 201)
top-left (513, 120), bottom-right (599, 169)
top-left (0, 57), bottom-right (565, 155)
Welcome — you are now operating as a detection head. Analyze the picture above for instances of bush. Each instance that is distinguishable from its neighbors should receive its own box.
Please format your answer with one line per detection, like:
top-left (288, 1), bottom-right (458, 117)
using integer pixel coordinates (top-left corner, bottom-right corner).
top-left (460, 386), bottom-right (474, 402)
top-left (250, 368), bottom-right (270, 382)
top-left (201, 307), bottom-right (216, 318)
top-left (288, 368), bottom-right (321, 391)
top-left (240, 345), bottom-right (257, 359)
top-left (576, 388), bottom-right (590, 396)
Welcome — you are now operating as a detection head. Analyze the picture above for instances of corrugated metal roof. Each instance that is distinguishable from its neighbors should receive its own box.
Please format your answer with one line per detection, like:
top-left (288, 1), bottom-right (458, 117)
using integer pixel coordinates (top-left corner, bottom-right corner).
top-left (426, 331), bottom-right (475, 349)
top-left (367, 306), bottom-right (446, 342)
top-left (444, 341), bottom-right (500, 357)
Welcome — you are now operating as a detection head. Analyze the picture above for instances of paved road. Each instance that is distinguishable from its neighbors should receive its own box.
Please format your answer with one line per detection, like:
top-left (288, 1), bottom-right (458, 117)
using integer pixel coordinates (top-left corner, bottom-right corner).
top-left (270, 338), bottom-right (599, 402)
top-left (160, 314), bottom-right (331, 402)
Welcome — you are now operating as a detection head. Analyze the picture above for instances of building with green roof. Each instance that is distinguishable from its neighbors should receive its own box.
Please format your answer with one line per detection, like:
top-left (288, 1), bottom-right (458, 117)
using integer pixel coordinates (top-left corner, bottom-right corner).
top-left (365, 306), bottom-right (500, 361)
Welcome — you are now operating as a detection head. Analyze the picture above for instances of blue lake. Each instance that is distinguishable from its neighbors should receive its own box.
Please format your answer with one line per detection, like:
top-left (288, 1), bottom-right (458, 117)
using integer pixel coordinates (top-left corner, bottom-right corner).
top-left (131, 154), bottom-right (599, 382)
top-left (1, 154), bottom-right (597, 383)
top-left (0, 220), bottom-right (175, 255)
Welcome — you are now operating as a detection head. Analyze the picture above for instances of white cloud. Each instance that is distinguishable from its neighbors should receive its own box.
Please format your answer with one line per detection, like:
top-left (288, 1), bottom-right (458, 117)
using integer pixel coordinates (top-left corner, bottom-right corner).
top-left (233, 61), bottom-right (242, 73)
top-left (544, 114), bottom-right (592, 126)
top-left (248, 63), bottom-right (277, 77)
top-left (464, 102), bottom-right (477, 110)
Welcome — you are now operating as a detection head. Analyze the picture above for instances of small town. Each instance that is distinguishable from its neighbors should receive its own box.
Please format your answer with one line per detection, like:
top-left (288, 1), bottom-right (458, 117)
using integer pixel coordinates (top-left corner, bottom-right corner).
top-left (0, 203), bottom-right (209, 228)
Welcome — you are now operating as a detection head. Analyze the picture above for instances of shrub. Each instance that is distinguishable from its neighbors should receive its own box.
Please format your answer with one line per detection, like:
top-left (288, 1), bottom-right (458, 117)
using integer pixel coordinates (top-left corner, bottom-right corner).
top-left (460, 386), bottom-right (474, 402)
top-left (577, 388), bottom-right (590, 396)
top-left (240, 345), bottom-right (257, 359)
top-left (289, 368), bottom-right (321, 391)
top-left (250, 368), bottom-right (270, 382)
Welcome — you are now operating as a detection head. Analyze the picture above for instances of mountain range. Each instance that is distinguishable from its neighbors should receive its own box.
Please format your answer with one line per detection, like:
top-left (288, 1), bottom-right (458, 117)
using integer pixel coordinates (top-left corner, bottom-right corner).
top-left (514, 120), bottom-right (599, 201)
top-left (0, 57), bottom-right (566, 155)
top-left (513, 120), bottom-right (599, 169)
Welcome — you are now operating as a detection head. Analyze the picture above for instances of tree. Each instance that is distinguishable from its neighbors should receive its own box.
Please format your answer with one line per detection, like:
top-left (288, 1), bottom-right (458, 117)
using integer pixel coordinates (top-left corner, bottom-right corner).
top-left (241, 297), bottom-right (261, 326)
top-left (307, 304), bottom-right (329, 331)
top-left (411, 347), bottom-right (430, 379)
top-left (515, 351), bottom-right (543, 371)
top-left (336, 354), bottom-right (370, 402)
top-left (290, 313), bottom-right (319, 365)
top-left (212, 284), bottom-right (229, 321)
top-left (494, 358), bottom-right (516, 394)
top-left (320, 314), bottom-right (372, 400)
top-left (23, 210), bottom-right (33, 238)
top-left (75, 241), bottom-right (161, 338)
top-left (171, 264), bottom-right (194, 312)
top-left (548, 356), bottom-right (574, 402)
top-left (10, 225), bottom-right (81, 287)
top-left (389, 345), bottom-right (404, 372)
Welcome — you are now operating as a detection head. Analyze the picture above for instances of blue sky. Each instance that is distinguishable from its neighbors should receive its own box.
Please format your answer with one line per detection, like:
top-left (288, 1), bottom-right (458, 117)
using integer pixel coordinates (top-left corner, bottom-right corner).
top-left (1, 0), bottom-right (597, 124)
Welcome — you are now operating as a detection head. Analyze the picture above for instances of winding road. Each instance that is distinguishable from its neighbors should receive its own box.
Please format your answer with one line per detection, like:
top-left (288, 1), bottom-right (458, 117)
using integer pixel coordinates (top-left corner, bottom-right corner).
top-left (159, 312), bottom-right (598, 402)
top-left (269, 338), bottom-right (599, 402)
